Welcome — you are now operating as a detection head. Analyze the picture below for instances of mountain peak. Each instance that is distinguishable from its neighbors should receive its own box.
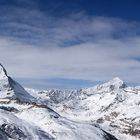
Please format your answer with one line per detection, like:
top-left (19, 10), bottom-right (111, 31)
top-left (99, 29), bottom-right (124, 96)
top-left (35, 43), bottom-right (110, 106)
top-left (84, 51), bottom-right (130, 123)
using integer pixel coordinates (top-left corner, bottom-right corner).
top-left (109, 77), bottom-right (124, 84)
top-left (105, 77), bottom-right (126, 89)
top-left (0, 64), bottom-right (8, 79)
top-left (0, 64), bottom-right (34, 101)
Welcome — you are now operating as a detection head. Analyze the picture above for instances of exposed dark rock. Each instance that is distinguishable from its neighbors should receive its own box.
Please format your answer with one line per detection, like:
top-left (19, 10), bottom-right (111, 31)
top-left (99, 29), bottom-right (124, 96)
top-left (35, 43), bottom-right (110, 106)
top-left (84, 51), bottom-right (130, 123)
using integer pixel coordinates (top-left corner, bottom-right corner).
top-left (103, 130), bottom-right (118, 140)
top-left (0, 106), bottom-right (19, 113)
top-left (0, 123), bottom-right (27, 140)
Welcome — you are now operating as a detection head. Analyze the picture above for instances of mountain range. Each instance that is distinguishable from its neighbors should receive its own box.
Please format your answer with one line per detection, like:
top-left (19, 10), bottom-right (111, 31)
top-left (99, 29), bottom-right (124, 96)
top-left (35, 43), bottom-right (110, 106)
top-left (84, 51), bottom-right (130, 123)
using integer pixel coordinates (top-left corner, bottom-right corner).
top-left (0, 64), bottom-right (139, 140)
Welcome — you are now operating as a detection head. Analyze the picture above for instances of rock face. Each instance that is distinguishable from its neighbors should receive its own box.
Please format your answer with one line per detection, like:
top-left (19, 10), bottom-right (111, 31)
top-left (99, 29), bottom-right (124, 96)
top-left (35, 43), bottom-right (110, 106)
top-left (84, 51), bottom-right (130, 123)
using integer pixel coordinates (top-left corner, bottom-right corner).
top-left (0, 64), bottom-right (118, 140)
top-left (0, 64), bottom-right (34, 101)
top-left (0, 64), bottom-right (11, 92)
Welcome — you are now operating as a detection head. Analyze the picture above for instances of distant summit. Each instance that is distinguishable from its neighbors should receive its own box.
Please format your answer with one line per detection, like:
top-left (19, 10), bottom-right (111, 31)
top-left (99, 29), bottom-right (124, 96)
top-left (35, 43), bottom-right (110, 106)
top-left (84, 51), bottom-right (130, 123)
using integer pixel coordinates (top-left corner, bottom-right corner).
top-left (105, 77), bottom-right (126, 89)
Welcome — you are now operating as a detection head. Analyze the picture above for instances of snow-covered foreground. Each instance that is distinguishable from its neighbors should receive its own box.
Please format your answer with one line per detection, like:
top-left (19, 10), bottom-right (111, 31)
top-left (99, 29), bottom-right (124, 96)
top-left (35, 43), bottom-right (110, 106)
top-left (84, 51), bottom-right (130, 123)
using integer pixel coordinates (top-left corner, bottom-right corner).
top-left (0, 64), bottom-right (139, 140)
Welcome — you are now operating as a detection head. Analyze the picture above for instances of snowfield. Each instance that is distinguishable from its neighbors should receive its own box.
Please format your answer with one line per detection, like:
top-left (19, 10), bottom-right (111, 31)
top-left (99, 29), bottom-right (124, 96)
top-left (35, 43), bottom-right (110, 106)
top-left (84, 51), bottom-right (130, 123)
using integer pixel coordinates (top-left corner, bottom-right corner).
top-left (0, 64), bottom-right (139, 140)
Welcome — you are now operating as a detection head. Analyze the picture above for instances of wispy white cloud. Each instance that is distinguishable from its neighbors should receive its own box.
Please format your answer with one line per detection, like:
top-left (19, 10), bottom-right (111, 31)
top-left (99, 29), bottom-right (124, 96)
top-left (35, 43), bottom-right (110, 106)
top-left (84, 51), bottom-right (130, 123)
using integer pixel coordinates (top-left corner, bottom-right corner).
top-left (0, 5), bottom-right (140, 87)
top-left (1, 36), bottom-right (140, 84)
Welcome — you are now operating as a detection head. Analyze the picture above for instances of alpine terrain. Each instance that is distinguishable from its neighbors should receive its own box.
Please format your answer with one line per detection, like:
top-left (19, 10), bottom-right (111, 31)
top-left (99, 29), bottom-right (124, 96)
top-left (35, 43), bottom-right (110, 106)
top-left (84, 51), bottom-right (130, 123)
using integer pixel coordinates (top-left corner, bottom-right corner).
top-left (0, 64), bottom-right (139, 140)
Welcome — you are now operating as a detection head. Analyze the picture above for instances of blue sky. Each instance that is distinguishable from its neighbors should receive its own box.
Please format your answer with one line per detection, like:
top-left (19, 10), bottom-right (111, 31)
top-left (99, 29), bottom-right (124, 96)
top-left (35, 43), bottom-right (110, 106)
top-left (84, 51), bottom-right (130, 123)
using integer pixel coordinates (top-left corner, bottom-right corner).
top-left (0, 0), bottom-right (140, 89)
top-left (0, 0), bottom-right (140, 20)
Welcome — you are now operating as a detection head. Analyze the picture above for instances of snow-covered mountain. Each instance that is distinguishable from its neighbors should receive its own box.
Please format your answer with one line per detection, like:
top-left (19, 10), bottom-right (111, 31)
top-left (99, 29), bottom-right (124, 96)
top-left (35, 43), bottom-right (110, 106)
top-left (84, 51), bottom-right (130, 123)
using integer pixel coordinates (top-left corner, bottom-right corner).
top-left (0, 64), bottom-right (118, 140)
top-left (1, 64), bottom-right (140, 140)
top-left (26, 78), bottom-right (140, 140)
top-left (0, 64), bottom-right (34, 102)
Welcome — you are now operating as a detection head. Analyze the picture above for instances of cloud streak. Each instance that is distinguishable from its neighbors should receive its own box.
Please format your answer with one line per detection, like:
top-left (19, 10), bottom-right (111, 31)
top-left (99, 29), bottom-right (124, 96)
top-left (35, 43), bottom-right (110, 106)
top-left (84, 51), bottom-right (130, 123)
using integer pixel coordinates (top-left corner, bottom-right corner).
top-left (0, 3), bottom-right (140, 88)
